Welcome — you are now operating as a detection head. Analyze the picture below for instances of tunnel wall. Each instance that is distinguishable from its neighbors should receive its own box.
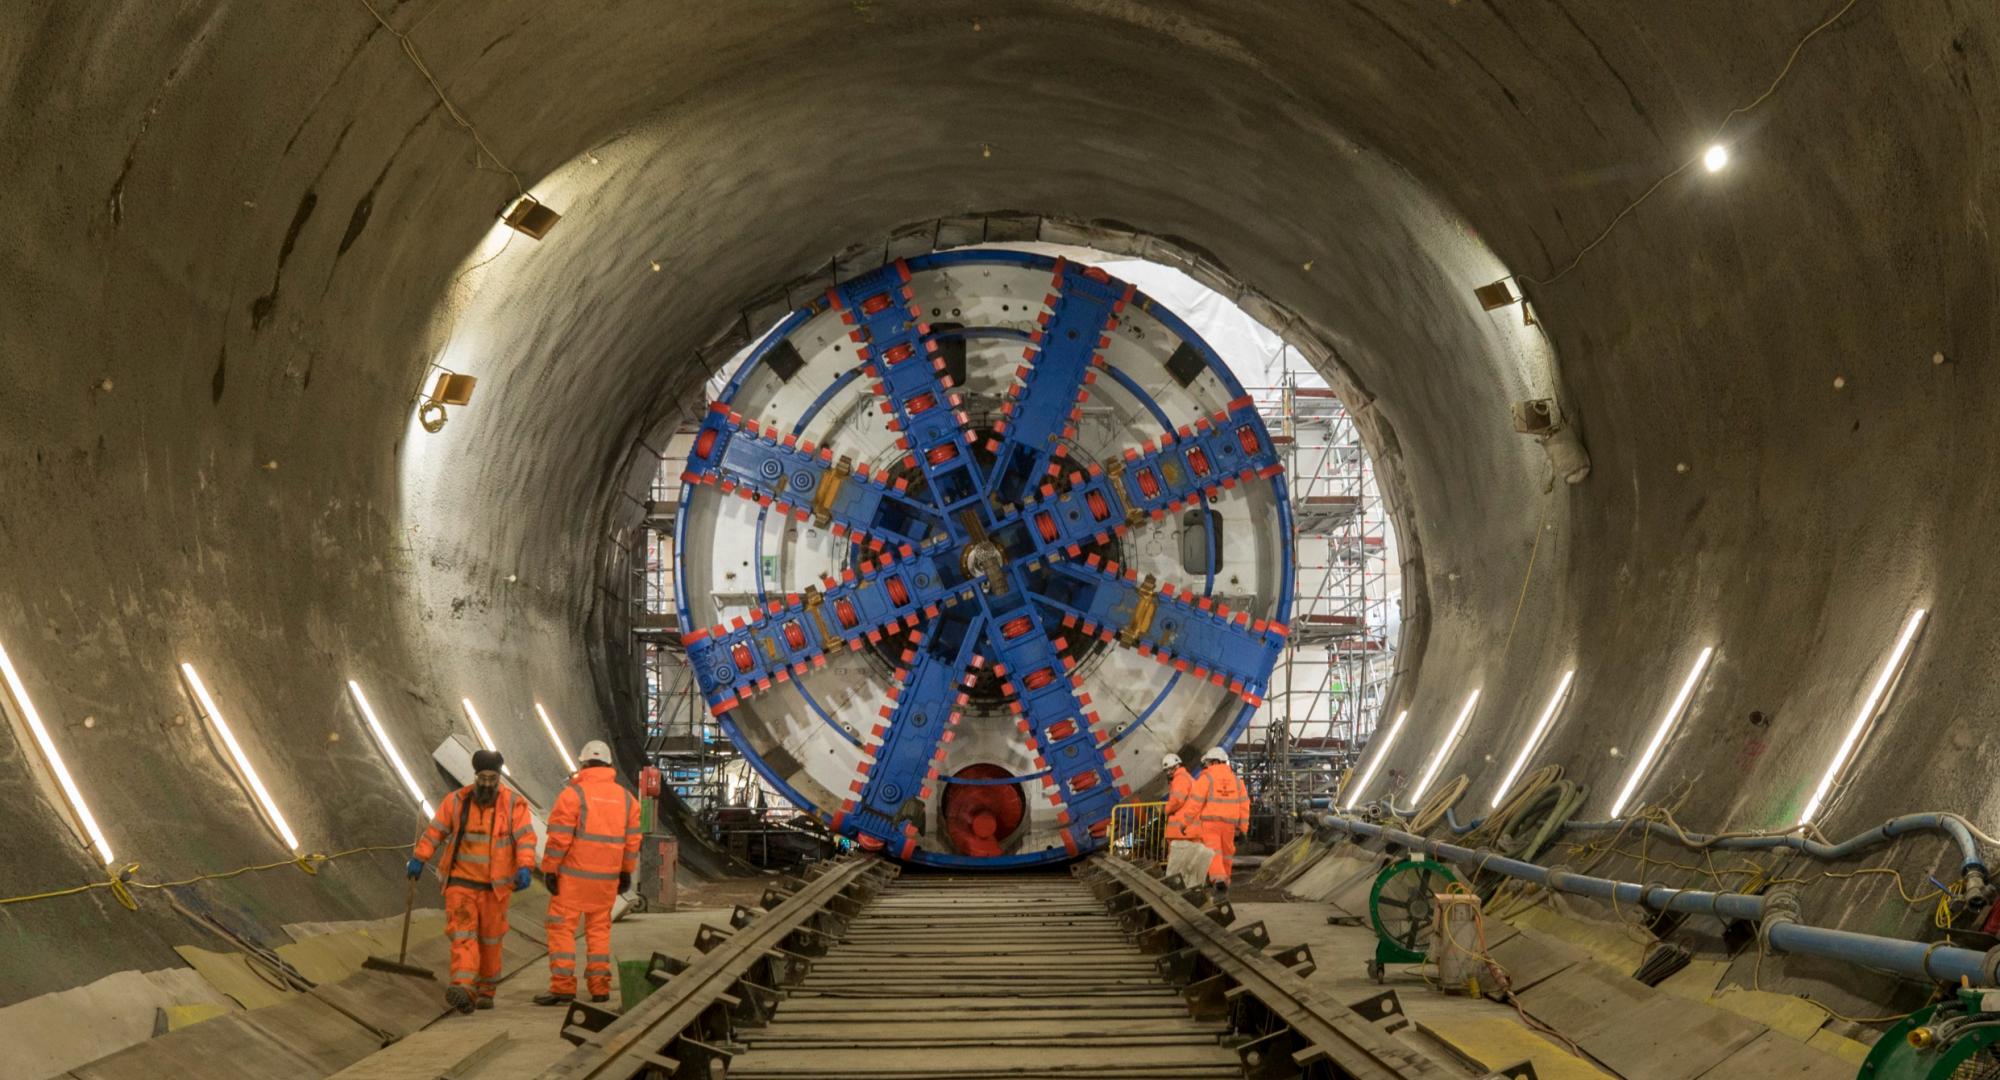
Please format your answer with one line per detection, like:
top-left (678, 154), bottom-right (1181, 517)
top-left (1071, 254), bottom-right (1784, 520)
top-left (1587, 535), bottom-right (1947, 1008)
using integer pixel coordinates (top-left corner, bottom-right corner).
top-left (3, 0), bottom-right (1998, 1017)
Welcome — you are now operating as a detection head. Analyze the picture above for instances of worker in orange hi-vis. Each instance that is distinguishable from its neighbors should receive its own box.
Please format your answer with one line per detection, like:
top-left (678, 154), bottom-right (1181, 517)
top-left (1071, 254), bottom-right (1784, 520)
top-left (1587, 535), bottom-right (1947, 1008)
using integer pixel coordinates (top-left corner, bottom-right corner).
top-left (534, 740), bottom-right (642, 1006)
top-left (408, 749), bottom-right (537, 1014)
top-left (1161, 752), bottom-right (1207, 887)
top-left (1188, 746), bottom-right (1251, 900)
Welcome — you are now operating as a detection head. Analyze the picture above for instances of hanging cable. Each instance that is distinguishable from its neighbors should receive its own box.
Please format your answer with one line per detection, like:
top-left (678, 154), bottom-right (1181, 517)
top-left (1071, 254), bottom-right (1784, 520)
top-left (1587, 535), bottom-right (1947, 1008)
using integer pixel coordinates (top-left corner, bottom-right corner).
top-left (1518, 0), bottom-right (1867, 287)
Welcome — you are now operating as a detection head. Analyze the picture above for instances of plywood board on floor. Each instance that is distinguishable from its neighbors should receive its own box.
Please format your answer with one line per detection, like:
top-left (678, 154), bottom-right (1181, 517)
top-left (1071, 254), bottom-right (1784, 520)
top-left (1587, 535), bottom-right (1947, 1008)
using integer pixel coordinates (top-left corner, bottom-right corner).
top-left (311, 968), bottom-right (449, 1041)
top-left (1, 966), bottom-right (239, 1080)
top-left (1485, 924), bottom-right (1588, 995)
top-left (325, 1029), bottom-right (508, 1080)
top-left (1705, 1028), bottom-right (1856, 1077)
top-left (1575, 986), bottom-right (1764, 1080)
top-left (236, 992), bottom-right (385, 1070)
top-left (1514, 962), bottom-right (1652, 1044)
top-left (1419, 1015), bottom-right (1615, 1079)
top-left (1508, 904), bottom-right (1650, 974)
top-left (67, 1012), bottom-right (317, 1080)
top-left (172, 945), bottom-right (298, 1011)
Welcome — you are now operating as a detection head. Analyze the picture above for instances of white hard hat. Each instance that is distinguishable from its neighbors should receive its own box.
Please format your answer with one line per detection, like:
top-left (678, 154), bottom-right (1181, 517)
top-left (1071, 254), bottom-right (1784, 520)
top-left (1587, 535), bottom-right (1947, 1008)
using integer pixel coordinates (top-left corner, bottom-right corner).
top-left (1161, 753), bottom-right (1182, 770)
top-left (1201, 747), bottom-right (1229, 764)
top-left (578, 740), bottom-right (613, 765)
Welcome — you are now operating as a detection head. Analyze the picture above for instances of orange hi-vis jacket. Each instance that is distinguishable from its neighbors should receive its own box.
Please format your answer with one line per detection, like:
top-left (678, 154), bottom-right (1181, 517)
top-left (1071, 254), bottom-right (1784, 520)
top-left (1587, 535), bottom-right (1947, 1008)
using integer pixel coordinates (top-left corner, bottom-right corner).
top-left (1164, 767), bottom-right (1198, 840)
top-left (1189, 762), bottom-right (1251, 836)
top-left (540, 765), bottom-right (642, 909)
top-left (413, 785), bottom-right (535, 893)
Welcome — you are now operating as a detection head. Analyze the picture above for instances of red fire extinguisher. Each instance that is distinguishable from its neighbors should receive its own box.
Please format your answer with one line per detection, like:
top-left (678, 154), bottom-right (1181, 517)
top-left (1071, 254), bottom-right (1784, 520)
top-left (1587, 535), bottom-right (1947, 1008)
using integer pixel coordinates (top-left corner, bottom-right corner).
top-left (639, 765), bottom-right (663, 798)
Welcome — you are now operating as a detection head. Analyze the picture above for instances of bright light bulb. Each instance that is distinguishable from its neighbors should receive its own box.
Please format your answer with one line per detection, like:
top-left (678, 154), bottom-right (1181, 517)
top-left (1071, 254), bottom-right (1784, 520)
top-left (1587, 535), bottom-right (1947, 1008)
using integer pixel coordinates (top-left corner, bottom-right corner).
top-left (180, 663), bottom-right (300, 852)
top-left (0, 642), bottom-right (114, 863)
top-left (348, 681), bottom-right (433, 818)
top-left (1342, 710), bottom-right (1409, 810)
top-left (1703, 144), bottom-right (1729, 173)
top-left (460, 698), bottom-right (511, 776)
top-left (1798, 609), bottom-right (1926, 826)
top-left (534, 702), bottom-right (578, 773)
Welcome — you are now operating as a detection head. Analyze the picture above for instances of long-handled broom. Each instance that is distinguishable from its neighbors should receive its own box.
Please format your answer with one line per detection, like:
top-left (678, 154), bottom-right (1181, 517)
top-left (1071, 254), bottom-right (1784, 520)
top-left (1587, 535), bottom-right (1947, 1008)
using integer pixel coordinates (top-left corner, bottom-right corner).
top-left (362, 875), bottom-right (435, 979)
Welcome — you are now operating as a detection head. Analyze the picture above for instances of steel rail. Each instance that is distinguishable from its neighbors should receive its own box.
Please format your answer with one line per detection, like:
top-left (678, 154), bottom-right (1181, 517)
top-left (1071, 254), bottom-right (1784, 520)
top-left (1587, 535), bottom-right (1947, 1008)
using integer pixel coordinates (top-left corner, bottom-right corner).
top-left (1082, 857), bottom-right (1534, 1080)
top-left (536, 853), bottom-right (896, 1079)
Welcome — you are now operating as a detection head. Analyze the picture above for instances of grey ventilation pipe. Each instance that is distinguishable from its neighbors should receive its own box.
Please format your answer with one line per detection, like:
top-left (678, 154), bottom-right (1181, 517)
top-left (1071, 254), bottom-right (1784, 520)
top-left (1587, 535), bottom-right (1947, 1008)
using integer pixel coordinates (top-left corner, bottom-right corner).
top-left (1312, 813), bottom-right (2000, 987)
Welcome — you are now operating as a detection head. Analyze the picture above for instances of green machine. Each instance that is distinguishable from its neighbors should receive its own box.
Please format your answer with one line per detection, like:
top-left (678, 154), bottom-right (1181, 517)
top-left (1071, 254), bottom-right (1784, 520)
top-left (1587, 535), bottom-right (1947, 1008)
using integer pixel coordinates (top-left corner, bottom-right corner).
top-left (1859, 988), bottom-right (2000, 1078)
top-left (1366, 858), bottom-right (1458, 982)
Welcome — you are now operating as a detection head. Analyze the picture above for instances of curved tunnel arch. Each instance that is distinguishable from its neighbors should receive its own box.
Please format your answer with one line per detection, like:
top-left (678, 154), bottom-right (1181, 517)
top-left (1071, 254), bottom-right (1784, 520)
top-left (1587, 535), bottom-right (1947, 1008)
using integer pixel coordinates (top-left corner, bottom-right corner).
top-left (3, 0), bottom-right (1992, 1024)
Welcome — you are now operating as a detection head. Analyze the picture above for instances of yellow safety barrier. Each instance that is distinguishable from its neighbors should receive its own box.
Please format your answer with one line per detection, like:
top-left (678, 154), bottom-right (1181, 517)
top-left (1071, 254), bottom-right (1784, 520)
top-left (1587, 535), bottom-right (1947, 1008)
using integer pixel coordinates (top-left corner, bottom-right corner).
top-left (1110, 802), bottom-right (1168, 866)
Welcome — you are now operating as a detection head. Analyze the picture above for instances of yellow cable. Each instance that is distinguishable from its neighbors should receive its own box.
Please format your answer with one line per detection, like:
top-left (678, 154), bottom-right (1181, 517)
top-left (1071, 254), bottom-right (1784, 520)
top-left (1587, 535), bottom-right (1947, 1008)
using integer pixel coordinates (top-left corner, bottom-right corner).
top-left (0, 844), bottom-right (413, 908)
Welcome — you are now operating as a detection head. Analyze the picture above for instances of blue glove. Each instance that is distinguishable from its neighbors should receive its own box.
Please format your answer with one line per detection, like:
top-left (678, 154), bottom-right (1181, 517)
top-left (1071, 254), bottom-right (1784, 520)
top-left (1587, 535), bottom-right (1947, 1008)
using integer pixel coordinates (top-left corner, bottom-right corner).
top-left (405, 858), bottom-right (424, 880)
top-left (514, 867), bottom-right (532, 891)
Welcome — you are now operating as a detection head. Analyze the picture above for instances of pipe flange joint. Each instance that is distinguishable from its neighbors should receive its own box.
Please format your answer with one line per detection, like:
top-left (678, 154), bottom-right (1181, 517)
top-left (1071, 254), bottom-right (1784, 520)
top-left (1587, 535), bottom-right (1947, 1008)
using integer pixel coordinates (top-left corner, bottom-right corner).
top-left (1637, 879), bottom-right (1676, 912)
top-left (1759, 886), bottom-right (1802, 950)
top-left (1543, 863), bottom-right (1573, 891)
top-left (1982, 945), bottom-right (2000, 987)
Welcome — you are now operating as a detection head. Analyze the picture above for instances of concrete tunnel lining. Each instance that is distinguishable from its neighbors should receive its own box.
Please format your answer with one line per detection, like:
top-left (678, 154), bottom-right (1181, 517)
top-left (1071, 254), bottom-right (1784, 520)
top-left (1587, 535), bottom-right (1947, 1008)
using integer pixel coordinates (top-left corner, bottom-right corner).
top-left (0, 0), bottom-right (1996, 1028)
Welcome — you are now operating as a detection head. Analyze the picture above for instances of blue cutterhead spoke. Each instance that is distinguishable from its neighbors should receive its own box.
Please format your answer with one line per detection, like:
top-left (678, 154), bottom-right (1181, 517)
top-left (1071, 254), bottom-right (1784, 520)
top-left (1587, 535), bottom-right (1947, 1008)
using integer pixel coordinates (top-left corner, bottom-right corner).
top-left (832, 262), bottom-right (991, 534)
top-left (834, 616), bottom-right (988, 859)
top-left (682, 401), bottom-right (941, 549)
top-left (682, 544), bottom-right (967, 716)
top-left (986, 258), bottom-right (1135, 503)
top-left (1112, 395), bottom-right (1283, 524)
top-left (1038, 557), bottom-right (1287, 710)
top-left (978, 593), bottom-right (1130, 857)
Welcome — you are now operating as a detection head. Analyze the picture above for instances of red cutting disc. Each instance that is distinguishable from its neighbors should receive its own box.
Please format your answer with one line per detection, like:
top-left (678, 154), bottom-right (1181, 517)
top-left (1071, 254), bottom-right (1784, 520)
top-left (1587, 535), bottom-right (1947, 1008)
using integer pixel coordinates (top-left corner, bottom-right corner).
top-left (944, 764), bottom-right (1024, 857)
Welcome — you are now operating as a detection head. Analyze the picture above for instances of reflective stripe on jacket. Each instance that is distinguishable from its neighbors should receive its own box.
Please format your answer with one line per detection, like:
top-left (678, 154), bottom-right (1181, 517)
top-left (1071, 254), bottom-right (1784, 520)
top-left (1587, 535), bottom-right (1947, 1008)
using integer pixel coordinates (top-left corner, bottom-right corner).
top-left (413, 785), bottom-right (535, 892)
top-left (1164, 767), bottom-right (1198, 839)
top-left (1189, 762), bottom-right (1250, 833)
top-left (540, 765), bottom-right (642, 899)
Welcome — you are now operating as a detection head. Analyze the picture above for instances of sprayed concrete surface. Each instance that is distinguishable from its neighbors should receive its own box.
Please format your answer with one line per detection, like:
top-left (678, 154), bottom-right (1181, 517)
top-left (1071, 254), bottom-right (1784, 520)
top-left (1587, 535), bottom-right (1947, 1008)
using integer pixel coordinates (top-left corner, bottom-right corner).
top-left (4, 0), bottom-right (2000, 1035)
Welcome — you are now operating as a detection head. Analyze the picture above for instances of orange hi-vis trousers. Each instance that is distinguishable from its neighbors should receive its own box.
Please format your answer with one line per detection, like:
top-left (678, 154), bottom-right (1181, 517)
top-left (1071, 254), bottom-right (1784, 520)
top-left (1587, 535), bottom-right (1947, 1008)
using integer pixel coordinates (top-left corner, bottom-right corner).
top-left (546, 894), bottom-right (614, 997)
top-left (1201, 823), bottom-right (1239, 884)
top-left (444, 885), bottom-right (510, 1001)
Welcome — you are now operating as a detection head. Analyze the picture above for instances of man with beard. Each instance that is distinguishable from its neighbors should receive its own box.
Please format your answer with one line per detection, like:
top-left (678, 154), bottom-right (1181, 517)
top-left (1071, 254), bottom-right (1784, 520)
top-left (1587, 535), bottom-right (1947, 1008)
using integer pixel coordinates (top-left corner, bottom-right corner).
top-left (409, 749), bottom-right (537, 1013)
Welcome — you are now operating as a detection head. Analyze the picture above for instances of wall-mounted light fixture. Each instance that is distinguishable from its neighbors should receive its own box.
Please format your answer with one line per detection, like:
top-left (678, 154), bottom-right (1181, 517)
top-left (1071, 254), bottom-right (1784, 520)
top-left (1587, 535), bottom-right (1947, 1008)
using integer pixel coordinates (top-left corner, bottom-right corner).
top-left (1410, 690), bottom-right (1481, 805)
top-left (1798, 609), bottom-right (1927, 827)
top-left (534, 702), bottom-right (578, 774)
top-left (1609, 647), bottom-right (1716, 819)
top-left (347, 680), bottom-right (433, 818)
top-left (501, 194), bottom-right (561, 239)
top-left (0, 641), bottom-right (114, 864)
top-left (460, 697), bottom-right (511, 776)
top-left (417, 370), bottom-right (479, 434)
top-left (1703, 144), bottom-right (1731, 173)
top-left (1342, 709), bottom-right (1409, 810)
top-left (1492, 670), bottom-right (1577, 808)
top-left (179, 663), bottom-right (299, 852)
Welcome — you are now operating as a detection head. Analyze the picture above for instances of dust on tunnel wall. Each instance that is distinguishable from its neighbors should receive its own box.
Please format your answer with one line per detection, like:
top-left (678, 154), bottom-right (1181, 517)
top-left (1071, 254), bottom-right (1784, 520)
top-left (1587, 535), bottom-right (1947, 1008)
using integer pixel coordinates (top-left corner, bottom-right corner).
top-left (3, 0), bottom-right (1999, 1016)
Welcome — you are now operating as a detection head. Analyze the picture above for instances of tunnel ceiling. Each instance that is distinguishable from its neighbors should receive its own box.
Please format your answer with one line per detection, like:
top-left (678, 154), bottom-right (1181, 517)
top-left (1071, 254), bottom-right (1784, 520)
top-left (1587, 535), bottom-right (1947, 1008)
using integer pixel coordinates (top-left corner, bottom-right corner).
top-left (3, 0), bottom-right (1998, 1016)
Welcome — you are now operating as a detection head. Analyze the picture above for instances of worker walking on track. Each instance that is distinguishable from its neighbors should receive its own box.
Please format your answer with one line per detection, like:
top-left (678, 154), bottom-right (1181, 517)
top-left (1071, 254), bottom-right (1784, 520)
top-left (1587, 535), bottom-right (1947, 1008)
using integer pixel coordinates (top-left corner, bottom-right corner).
top-left (407, 749), bottom-right (536, 1014)
top-left (1161, 752), bottom-right (1208, 887)
top-left (535, 740), bottom-right (642, 1006)
top-left (1188, 747), bottom-right (1251, 899)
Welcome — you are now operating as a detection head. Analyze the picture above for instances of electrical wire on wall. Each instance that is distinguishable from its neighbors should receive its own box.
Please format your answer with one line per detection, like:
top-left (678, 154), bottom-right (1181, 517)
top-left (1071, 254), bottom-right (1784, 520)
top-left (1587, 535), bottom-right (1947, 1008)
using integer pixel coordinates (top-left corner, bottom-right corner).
top-left (1517, 0), bottom-right (1867, 287)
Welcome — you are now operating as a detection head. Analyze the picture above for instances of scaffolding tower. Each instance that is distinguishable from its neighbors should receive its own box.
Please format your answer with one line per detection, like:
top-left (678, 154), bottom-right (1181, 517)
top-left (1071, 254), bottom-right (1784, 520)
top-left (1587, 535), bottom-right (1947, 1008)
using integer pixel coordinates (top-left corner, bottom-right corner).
top-left (1246, 358), bottom-right (1397, 838)
top-left (635, 431), bottom-right (732, 820)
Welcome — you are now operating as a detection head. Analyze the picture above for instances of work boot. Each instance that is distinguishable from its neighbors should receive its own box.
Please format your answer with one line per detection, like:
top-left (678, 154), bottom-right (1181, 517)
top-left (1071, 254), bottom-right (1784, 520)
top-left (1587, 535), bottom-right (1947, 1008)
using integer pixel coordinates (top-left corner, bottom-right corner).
top-left (1210, 880), bottom-right (1230, 903)
top-left (533, 992), bottom-right (574, 1007)
top-left (589, 993), bottom-right (611, 1004)
top-left (444, 986), bottom-right (474, 1015)
top-left (475, 996), bottom-right (495, 1011)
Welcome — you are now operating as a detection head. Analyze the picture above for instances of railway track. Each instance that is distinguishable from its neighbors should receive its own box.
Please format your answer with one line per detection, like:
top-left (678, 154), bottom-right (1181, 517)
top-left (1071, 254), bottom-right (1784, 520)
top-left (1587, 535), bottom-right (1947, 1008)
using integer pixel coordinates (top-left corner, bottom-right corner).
top-left (537, 854), bottom-right (1537, 1080)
